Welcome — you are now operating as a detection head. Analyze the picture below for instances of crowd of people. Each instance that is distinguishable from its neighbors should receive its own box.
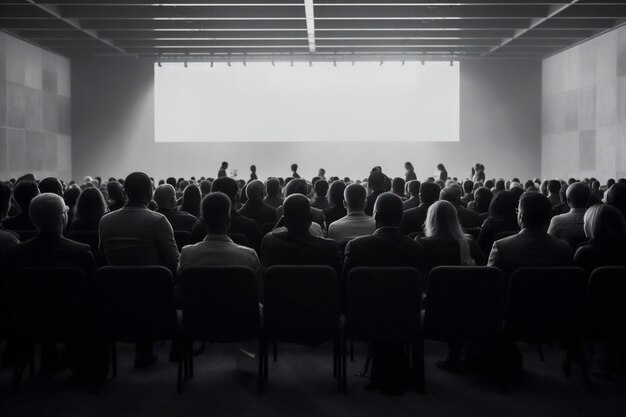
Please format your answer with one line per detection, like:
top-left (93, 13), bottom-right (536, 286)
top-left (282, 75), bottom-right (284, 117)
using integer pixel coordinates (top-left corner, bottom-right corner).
top-left (1, 162), bottom-right (626, 394)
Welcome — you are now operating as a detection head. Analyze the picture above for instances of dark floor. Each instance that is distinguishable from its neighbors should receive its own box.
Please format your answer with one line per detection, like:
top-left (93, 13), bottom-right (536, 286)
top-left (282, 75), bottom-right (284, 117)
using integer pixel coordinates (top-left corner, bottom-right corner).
top-left (1, 340), bottom-right (625, 417)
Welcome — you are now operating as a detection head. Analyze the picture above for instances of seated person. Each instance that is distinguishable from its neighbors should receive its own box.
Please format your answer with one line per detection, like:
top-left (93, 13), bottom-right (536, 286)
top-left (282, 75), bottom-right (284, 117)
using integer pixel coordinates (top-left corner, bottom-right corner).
top-left (440, 187), bottom-right (481, 229)
top-left (575, 204), bottom-right (626, 275)
top-left (401, 182), bottom-right (440, 235)
top-left (70, 187), bottom-right (109, 232)
top-left (0, 182), bottom-right (19, 255)
top-left (262, 194), bottom-right (340, 272)
top-left (262, 178), bottom-right (284, 209)
top-left (276, 179), bottom-right (326, 235)
top-left (365, 171), bottom-right (386, 216)
top-left (323, 180), bottom-right (347, 226)
top-left (328, 183), bottom-right (375, 245)
top-left (2, 180), bottom-right (40, 231)
top-left (154, 184), bottom-right (197, 232)
top-left (38, 177), bottom-right (63, 196)
top-left (311, 179), bottom-right (331, 210)
top-left (238, 180), bottom-right (277, 227)
top-left (178, 192), bottom-right (262, 294)
top-left (488, 192), bottom-right (573, 276)
top-left (477, 191), bottom-right (520, 256)
top-left (403, 180), bottom-right (421, 211)
top-left (106, 181), bottom-right (127, 212)
top-left (548, 182), bottom-right (590, 248)
top-left (606, 182), bottom-right (626, 220)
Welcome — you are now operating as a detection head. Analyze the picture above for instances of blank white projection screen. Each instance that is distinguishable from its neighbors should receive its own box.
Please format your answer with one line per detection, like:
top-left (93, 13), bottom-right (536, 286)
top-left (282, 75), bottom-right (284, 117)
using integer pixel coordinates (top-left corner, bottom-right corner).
top-left (154, 61), bottom-right (459, 142)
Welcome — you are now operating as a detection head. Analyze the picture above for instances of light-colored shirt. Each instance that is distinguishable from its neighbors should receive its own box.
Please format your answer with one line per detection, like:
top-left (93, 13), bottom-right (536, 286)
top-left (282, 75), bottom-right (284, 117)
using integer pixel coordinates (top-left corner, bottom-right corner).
top-left (328, 211), bottom-right (376, 243)
top-left (548, 207), bottom-right (586, 246)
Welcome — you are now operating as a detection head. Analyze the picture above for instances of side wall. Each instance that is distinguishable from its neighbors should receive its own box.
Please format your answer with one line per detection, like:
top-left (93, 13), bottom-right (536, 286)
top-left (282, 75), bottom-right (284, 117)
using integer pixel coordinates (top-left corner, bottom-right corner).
top-left (0, 32), bottom-right (71, 181)
top-left (542, 25), bottom-right (626, 182)
top-left (71, 57), bottom-right (541, 182)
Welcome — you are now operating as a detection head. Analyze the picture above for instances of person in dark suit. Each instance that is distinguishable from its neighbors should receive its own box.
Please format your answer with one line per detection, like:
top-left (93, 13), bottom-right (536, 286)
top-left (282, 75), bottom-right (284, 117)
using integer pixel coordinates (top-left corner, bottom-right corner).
top-left (249, 165), bottom-right (258, 181)
top-left (276, 179), bottom-right (326, 233)
top-left (403, 180), bottom-right (421, 211)
top-left (191, 176), bottom-right (261, 252)
top-left (261, 194), bottom-right (340, 271)
top-left (401, 182), bottom-right (440, 235)
top-left (218, 161), bottom-right (228, 178)
top-left (323, 180), bottom-right (347, 226)
top-left (262, 177), bottom-right (284, 209)
top-left (343, 192), bottom-right (425, 395)
top-left (488, 191), bottom-right (573, 276)
top-left (238, 180), bottom-right (276, 227)
top-left (2, 180), bottom-right (40, 231)
top-left (440, 187), bottom-right (482, 229)
top-left (365, 171), bottom-right (386, 216)
top-left (574, 204), bottom-right (626, 275)
top-left (290, 163), bottom-right (301, 179)
top-left (477, 190), bottom-right (520, 256)
top-left (154, 184), bottom-right (197, 232)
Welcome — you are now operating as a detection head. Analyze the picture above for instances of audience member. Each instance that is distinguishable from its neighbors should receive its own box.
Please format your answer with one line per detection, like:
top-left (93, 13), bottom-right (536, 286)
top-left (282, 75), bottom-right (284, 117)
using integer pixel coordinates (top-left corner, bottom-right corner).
top-left (488, 192), bottom-right (573, 276)
top-left (404, 162), bottom-right (417, 182)
top-left (328, 184), bottom-right (375, 244)
top-left (460, 180), bottom-right (474, 205)
top-left (2, 180), bottom-right (40, 231)
top-left (180, 184), bottom-right (202, 218)
top-left (311, 179), bottom-right (331, 210)
top-left (0, 182), bottom-right (19, 254)
top-left (323, 180), bottom-right (347, 226)
top-left (606, 183), bottom-right (626, 220)
top-left (547, 180), bottom-right (562, 207)
top-left (468, 187), bottom-right (493, 223)
top-left (71, 187), bottom-right (109, 232)
top-left (263, 178), bottom-right (284, 209)
top-left (401, 182), bottom-right (440, 235)
top-left (39, 177), bottom-right (63, 196)
top-left (477, 190), bottom-right (519, 256)
top-left (154, 184), bottom-right (197, 232)
top-left (439, 188), bottom-right (481, 229)
top-left (238, 180), bottom-right (276, 226)
top-left (106, 181), bottom-right (126, 212)
top-left (199, 179), bottom-right (212, 197)
top-left (365, 171), bottom-right (386, 216)
top-left (276, 179), bottom-right (326, 233)
top-left (548, 182), bottom-right (590, 247)
top-left (403, 180), bottom-right (421, 211)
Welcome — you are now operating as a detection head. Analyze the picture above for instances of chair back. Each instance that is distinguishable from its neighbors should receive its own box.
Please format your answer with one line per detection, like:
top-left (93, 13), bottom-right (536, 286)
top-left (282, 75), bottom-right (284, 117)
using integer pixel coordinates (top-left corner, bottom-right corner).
top-left (494, 231), bottom-right (518, 241)
top-left (7, 267), bottom-right (91, 342)
top-left (506, 267), bottom-right (587, 343)
top-left (14, 230), bottom-right (37, 242)
top-left (174, 230), bottom-right (192, 252)
top-left (345, 267), bottom-right (423, 341)
top-left (264, 265), bottom-right (339, 345)
top-left (181, 266), bottom-right (260, 343)
top-left (261, 222), bottom-right (275, 237)
top-left (587, 267), bottom-right (626, 342)
top-left (96, 266), bottom-right (177, 343)
top-left (424, 266), bottom-right (507, 343)
top-left (68, 231), bottom-right (100, 254)
top-left (228, 233), bottom-right (249, 247)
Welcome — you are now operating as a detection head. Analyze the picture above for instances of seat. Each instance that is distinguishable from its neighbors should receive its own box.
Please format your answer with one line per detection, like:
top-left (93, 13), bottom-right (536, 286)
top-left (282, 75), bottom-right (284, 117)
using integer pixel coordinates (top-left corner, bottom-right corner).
top-left (95, 266), bottom-right (181, 392)
top-left (586, 267), bottom-right (626, 368)
top-left (262, 265), bottom-right (342, 391)
top-left (424, 266), bottom-right (509, 386)
top-left (6, 267), bottom-right (93, 390)
top-left (13, 230), bottom-right (37, 242)
top-left (344, 267), bottom-right (424, 393)
top-left (228, 233), bottom-right (249, 247)
top-left (494, 231), bottom-right (518, 241)
top-left (179, 266), bottom-right (262, 392)
top-left (174, 230), bottom-right (192, 252)
top-left (261, 222), bottom-right (275, 237)
top-left (506, 267), bottom-right (590, 390)
top-left (68, 230), bottom-right (105, 265)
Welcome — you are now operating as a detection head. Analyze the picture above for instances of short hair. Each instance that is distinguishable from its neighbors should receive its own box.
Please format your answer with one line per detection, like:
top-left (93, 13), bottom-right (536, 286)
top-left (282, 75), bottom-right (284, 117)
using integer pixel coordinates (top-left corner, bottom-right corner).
top-left (29, 193), bottom-right (66, 232)
top-left (463, 180), bottom-right (474, 194)
top-left (221, 161), bottom-right (228, 168)
top-left (548, 180), bottom-right (561, 194)
top-left (266, 178), bottom-right (281, 197)
top-left (419, 182), bottom-right (441, 205)
top-left (211, 176), bottom-right (239, 203)
top-left (0, 182), bottom-right (12, 218)
top-left (154, 184), bottom-right (176, 210)
top-left (584, 204), bottom-right (626, 241)
top-left (519, 192), bottom-right (552, 229)
top-left (488, 190), bottom-right (516, 222)
top-left (328, 180), bottom-right (346, 206)
top-left (566, 182), bottom-right (591, 209)
top-left (201, 192), bottom-right (231, 232)
top-left (474, 187), bottom-right (494, 214)
top-left (344, 183), bottom-right (367, 211)
top-left (283, 194), bottom-right (311, 232)
top-left (284, 178), bottom-right (308, 197)
top-left (392, 177), bottom-right (405, 196)
top-left (246, 180), bottom-right (265, 201)
top-left (250, 165), bottom-right (256, 172)
top-left (106, 181), bottom-right (125, 202)
top-left (314, 179), bottom-right (329, 197)
top-left (405, 162), bottom-right (414, 170)
top-left (124, 172), bottom-right (152, 204)
top-left (39, 177), bottom-right (63, 196)
top-left (13, 181), bottom-right (40, 212)
top-left (440, 187), bottom-right (460, 205)
top-left (373, 192), bottom-right (403, 226)
top-left (166, 177), bottom-right (177, 188)
top-left (291, 163), bottom-right (298, 171)
top-left (368, 171), bottom-right (385, 192)
top-left (424, 200), bottom-right (464, 240)
top-left (199, 179), bottom-right (212, 196)
top-left (407, 180), bottom-right (420, 197)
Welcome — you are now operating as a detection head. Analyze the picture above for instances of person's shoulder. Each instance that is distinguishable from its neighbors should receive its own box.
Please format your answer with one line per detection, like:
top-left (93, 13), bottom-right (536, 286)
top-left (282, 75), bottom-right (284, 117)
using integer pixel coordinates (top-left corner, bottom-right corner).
top-left (60, 236), bottom-right (92, 253)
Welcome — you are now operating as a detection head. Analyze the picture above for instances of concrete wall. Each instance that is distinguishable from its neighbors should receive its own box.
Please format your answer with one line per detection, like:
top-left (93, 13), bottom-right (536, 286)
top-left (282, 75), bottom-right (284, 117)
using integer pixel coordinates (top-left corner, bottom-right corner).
top-left (71, 57), bottom-right (541, 182)
top-left (0, 32), bottom-right (71, 181)
top-left (542, 25), bottom-right (626, 182)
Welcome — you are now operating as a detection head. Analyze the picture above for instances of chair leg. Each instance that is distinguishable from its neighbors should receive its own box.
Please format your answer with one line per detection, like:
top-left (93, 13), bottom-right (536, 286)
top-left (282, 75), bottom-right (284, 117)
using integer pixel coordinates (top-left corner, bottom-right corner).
top-left (413, 338), bottom-right (425, 394)
top-left (111, 342), bottom-right (117, 379)
top-left (258, 337), bottom-right (265, 393)
top-left (341, 334), bottom-right (347, 393)
top-left (177, 340), bottom-right (184, 394)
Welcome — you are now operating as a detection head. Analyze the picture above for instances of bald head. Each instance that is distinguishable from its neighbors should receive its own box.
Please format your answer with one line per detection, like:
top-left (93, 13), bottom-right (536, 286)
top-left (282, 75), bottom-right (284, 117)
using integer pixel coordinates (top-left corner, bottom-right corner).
top-left (344, 183), bottom-right (367, 212)
top-left (566, 182), bottom-right (591, 209)
top-left (29, 193), bottom-right (68, 233)
top-left (154, 184), bottom-right (177, 210)
top-left (373, 192), bottom-right (403, 228)
top-left (246, 180), bottom-right (265, 201)
top-left (283, 194), bottom-right (312, 234)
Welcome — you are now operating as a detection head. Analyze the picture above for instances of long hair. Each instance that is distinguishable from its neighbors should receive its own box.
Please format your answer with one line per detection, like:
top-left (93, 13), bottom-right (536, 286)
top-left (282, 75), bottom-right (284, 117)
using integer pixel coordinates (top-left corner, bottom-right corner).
top-left (424, 200), bottom-right (465, 241)
top-left (74, 187), bottom-right (108, 223)
top-left (584, 204), bottom-right (626, 241)
top-left (181, 184), bottom-right (201, 217)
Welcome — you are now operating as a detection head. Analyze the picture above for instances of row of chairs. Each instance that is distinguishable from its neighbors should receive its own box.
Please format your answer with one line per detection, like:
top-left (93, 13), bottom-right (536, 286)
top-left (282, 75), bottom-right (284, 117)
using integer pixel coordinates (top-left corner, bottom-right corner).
top-left (2, 265), bottom-right (625, 395)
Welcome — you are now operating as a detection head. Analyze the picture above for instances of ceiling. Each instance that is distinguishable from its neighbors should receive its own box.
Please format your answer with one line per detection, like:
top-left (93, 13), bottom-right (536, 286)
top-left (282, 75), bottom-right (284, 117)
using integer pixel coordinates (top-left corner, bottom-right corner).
top-left (1, 0), bottom-right (626, 61)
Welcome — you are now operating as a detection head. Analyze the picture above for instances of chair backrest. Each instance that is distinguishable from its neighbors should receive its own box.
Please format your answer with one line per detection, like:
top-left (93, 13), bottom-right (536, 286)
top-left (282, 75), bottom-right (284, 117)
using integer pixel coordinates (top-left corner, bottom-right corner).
top-left (506, 267), bottom-right (587, 343)
top-left (174, 230), bottom-right (192, 251)
top-left (7, 267), bottom-right (91, 342)
top-left (261, 222), bottom-right (275, 237)
top-left (587, 266), bottom-right (626, 341)
top-left (424, 266), bottom-right (507, 343)
top-left (345, 267), bottom-right (423, 341)
top-left (180, 266), bottom-right (260, 343)
top-left (264, 265), bottom-right (339, 345)
top-left (14, 230), bottom-right (37, 242)
top-left (96, 266), bottom-right (177, 343)
top-left (228, 233), bottom-right (249, 247)
top-left (494, 231), bottom-right (518, 241)
top-left (69, 230), bottom-right (100, 253)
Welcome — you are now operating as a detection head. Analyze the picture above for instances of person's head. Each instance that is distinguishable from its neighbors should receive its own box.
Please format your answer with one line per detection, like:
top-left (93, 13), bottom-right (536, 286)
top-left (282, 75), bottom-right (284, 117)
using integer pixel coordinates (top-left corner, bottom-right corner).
top-left (419, 182), bottom-right (440, 206)
top-left (391, 177), bottom-right (405, 197)
top-left (64, 184), bottom-right (81, 209)
top-left (266, 178), bottom-right (281, 198)
top-left (75, 187), bottom-right (108, 221)
top-left (437, 163), bottom-right (445, 171)
top-left (211, 176), bottom-right (240, 207)
top-left (566, 182), bottom-right (591, 209)
top-left (154, 184), bottom-right (177, 210)
top-left (314, 179), bottom-right (329, 198)
top-left (166, 177), bottom-right (177, 188)
top-left (246, 180), bottom-right (265, 202)
top-left (463, 180), bottom-right (474, 195)
top-left (0, 182), bottom-right (12, 219)
top-left (201, 192), bottom-right (231, 235)
top-left (318, 168), bottom-right (325, 177)
top-left (407, 180), bottom-right (421, 198)
top-left (284, 178), bottom-right (308, 197)
top-left (424, 200), bottom-right (464, 240)
top-left (344, 183), bottom-right (367, 212)
top-left (282, 194), bottom-right (311, 234)
top-left (39, 177), bottom-right (63, 196)
top-left (179, 184), bottom-right (200, 217)
top-left (250, 165), bottom-right (256, 173)
top-left (606, 183), bottom-right (626, 217)
top-left (494, 179), bottom-right (505, 192)
top-left (583, 204), bottom-right (626, 241)
top-left (591, 180), bottom-right (600, 191)
top-left (405, 162), bottom-right (414, 171)
top-left (548, 179), bottom-right (561, 195)
top-left (291, 163), bottom-right (298, 173)
top-left (29, 193), bottom-right (68, 234)
top-left (106, 181), bottom-right (126, 203)
top-left (473, 187), bottom-right (494, 214)
top-left (221, 161), bottom-right (228, 169)
top-left (440, 187), bottom-right (460, 205)
top-left (199, 179), bottom-right (212, 197)
top-left (123, 172), bottom-right (152, 206)
top-left (327, 180), bottom-right (346, 207)
top-left (518, 192), bottom-right (552, 230)
top-left (607, 178), bottom-right (616, 188)
top-left (368, 171), bottom-right (385, 193)
top-left (488, 190), bottom-right (516, 222)
top-left (373, 192), bottom-right (403, 228)
top-left (13, 181), bottom-right (40, 213)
